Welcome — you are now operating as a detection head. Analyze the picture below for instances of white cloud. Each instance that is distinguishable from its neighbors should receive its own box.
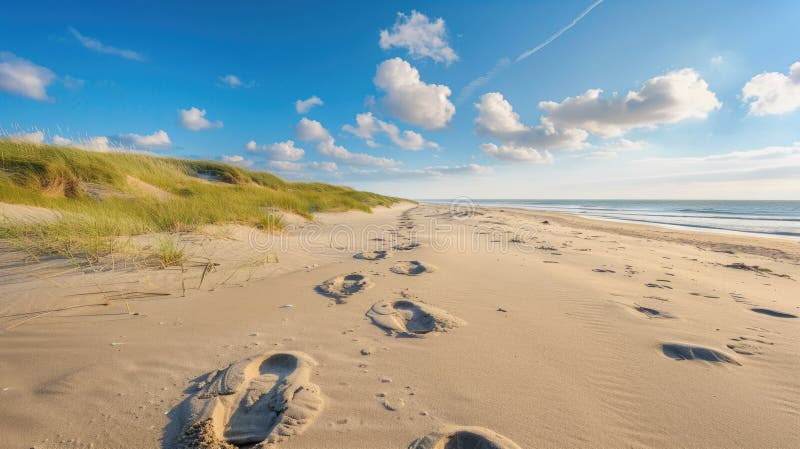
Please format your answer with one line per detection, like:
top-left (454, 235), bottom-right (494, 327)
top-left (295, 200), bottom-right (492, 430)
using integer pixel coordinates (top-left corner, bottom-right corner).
top-left (113, 130), bottom-right (171, 149)
top-left (374, 58), bottom-right (455, 130)
top-left (269, 160), bottom-right (338, 173)
top-left (221, 155), bottom-right (254, 168)
top-left (475, 92), bottom-right (588, 149)
top-left (295, 117), bottom-right (331, 141)
top-left (53, 135), bottom-right (73, 146)
top-left (479, 143), bottom-right (553, 163)
top-left (343, 112), bottom-right (438, 151)
top-left (71, 136), bottom-right (118, 152)
top-left (6, 130), bottom-right (45, 144)
top-left (295, 96), bottom-right (324, 114)
top-left (576, 138), bottom-right (646, 160)
top-left (178, 107), bottom-right (223, 131)
top-left (641, 142), bottom-right (800, 164)
top-left (48, 131), bottom-right (169, 152)
top-left (295, 118), bottom-right (399, 167)
top-left (317, 138), bottom-right (398, 167)
top-left (540, 68), bottom-right (721, 137)
top-left (246, 139), bottom-right (305, 161)
top-left (69, 27), bottom-right (144, 61)
top-left (379, 11), bottom-right (458, 65)
top-left (218, 74), bottom-right (254, 89)
top-left (374, 163), bottom-right (493, 179)
top-left (742, 61), bottom-right (800, 116)
top-left (0, 52), bottom-right (56, 101)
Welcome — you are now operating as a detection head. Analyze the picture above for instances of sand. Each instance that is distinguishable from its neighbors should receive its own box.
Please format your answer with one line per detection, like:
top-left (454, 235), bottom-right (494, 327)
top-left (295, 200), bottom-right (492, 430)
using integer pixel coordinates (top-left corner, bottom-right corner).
top-left (0, 202), bottom-right (798, 448)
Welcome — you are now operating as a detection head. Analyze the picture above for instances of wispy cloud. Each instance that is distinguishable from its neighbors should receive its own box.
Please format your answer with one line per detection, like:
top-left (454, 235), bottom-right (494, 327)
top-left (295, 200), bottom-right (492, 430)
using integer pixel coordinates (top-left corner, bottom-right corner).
top-left (458, 0), bottom-right (603, 103)
top-left (514, 0), bottom-right (604, 63)
top-left (69, 27), bottom-right (145, 62)
top-left (0, 52), bottom-right (56, 101)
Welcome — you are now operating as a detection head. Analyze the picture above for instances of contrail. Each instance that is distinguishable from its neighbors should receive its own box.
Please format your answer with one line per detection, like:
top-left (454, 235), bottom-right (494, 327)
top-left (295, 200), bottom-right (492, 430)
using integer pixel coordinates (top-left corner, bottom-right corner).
top-left (515, 0), bottom-right (604, 63)
top-left (457, 0), bottom-right (603, 104)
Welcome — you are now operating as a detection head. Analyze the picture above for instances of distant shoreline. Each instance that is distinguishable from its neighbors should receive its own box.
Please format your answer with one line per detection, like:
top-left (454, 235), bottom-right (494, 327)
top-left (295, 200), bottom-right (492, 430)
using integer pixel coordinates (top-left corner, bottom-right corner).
top-left (420, 199), bottom-right (800, 239)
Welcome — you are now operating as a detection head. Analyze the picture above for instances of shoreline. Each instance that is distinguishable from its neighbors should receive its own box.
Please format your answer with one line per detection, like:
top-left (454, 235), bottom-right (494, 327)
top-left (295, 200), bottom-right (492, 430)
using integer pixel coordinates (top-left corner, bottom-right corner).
top-left (420, 199), bottom-right (800, 240)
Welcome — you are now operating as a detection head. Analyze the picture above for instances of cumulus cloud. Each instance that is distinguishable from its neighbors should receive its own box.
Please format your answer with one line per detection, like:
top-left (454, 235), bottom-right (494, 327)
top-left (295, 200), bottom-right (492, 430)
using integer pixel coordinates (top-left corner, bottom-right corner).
top-left (295, 96), bottom-right (323, 114)
top-left (475, 92), bottom-right (588, 149)
top-left (178, 107), bottom-right (223, 131)
top-left (221, 155), bottom-right (254, 168)
top-left (374, 58), bottom-right (455, 130)
top-left (479, 143), bottom-right (553, 163)
top-left (69, 27), bottom-right (145, 61)
top-left (246, 139), bottom-right (305, 161)
top-left (742, 61), bottom-right (800, 116)
top-left (475, 69), bottom-right (719, 163)
top-left (218, 74), bottom-right (254, 89)
top-left (6, 130), bottom-right (45, 144)
top-left (113, 130), bottom-right (171, 149)
top-left (48, 130), bottom-right (170, 152)
top-left (0, 52), bottom-right (56, 101)
top-left (295, 118), bottom-right (399, 167)
top-left (52, 135), bottom-right (73, 146)
top-left (343, 112), bottom-right (438, 151)
top-left (269, 160), bottom-right (338, 173)
top-left (66, 136), bottom-right (119, 152)
top-left (540, 68), bottom-right (721, 137)
top-left (316, 138), bottom-right (398, 167)
top-left (295, 117), bottom-right (331, 141)
top-left (379, 11), bottom-right (458, 65)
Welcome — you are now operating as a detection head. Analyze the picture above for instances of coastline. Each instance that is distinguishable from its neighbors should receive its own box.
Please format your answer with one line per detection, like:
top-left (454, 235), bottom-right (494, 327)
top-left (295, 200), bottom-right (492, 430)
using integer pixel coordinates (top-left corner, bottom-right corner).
top-left (421, 199), bottom-right (800, 240)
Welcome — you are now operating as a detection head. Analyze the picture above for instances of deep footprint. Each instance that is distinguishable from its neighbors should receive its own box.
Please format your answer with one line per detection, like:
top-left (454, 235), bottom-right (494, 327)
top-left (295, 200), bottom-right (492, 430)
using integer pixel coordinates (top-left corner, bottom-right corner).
top-left (181, 352), bottom-right (323, 448)
top-left (366, 300), bottom-right (464, 337)
top-left (390, 261), bottom-right (436, 276)
top-left (354, 250), bottom-right (392, 261)
top-left (661, 343), bottom-right (740, 365)
top-left (750, 308), bottom-right (797, 319)
top-left (409, 426), bottom-right (523, 449)
top-left (316, 273), bottom-right (372, 303)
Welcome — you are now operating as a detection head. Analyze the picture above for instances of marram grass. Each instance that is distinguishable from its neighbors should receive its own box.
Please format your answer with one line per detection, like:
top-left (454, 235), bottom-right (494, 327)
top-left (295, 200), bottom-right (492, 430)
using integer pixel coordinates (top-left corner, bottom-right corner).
top-left (0, 140), bottom-right (402, 263)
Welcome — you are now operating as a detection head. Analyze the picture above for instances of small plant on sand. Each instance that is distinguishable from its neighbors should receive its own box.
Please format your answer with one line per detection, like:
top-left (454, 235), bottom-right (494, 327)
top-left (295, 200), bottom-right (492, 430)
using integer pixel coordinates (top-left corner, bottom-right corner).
top-left (156, 236), bottom-right (185, 268)
top-left (256, 214), bottom-right (285, 232)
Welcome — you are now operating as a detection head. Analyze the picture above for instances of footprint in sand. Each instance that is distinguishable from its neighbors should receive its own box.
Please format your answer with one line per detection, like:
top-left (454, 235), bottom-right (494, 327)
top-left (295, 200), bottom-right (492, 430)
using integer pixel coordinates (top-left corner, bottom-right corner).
top-left (316, 273), bottom-right (372, 303)
top-left (393, 242), bottom-right (421, 251)
top-left (750, 308), bottom-right (797, 319)
top-left (366, 300), bottom-right (464, 337)
top-left (181, 352), bottom-right (323, 448)
top-left (390, 261), bottom-right (436, 276)
top-left (409, 426), bottom-right (522, 449)
top-left (661, 343), bottom-right (740, 365)
top-left (727, 336), bottom-right (775, 355)
top-left (632, 305), bottom-right (673, 319)
top-left (354, 250), bottom-right (392, 261)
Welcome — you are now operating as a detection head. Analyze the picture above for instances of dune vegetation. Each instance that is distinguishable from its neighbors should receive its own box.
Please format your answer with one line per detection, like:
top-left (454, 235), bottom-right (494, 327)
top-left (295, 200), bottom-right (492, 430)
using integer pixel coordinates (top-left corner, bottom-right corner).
top-left (0, 140), bottom-right (401, 262)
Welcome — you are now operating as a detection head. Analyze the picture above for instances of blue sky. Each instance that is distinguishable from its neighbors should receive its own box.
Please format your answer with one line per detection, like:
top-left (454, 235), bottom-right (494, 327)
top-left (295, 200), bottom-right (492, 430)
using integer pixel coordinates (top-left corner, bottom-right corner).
top-left (2, 0), bottom-right (800, 199)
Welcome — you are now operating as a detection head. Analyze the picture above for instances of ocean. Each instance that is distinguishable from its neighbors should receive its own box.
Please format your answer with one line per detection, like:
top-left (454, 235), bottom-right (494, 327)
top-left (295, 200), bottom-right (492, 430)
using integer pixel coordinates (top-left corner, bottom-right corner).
top-left (424, 199), bottom-right (800, 238)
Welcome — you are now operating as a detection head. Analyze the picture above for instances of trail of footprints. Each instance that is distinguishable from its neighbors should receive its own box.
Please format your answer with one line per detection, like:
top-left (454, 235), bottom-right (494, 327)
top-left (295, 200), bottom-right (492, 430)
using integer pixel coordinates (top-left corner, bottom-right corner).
top-left (177, 210), bottom-right (516, 449)
top-left (591, 262), bottom-right (796, 367)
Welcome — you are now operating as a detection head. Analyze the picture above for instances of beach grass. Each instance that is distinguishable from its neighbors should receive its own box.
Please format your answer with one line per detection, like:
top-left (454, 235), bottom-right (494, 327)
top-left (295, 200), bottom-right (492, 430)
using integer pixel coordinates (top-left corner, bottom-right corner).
top-left (0, 140), bottom-right (402, 262)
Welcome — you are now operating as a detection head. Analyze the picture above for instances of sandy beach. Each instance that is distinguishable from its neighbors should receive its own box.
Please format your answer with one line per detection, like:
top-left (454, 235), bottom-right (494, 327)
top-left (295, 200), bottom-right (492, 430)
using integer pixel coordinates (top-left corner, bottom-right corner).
top-left (1, 202), bottom-right (798, 449)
